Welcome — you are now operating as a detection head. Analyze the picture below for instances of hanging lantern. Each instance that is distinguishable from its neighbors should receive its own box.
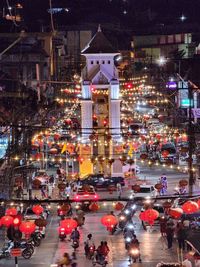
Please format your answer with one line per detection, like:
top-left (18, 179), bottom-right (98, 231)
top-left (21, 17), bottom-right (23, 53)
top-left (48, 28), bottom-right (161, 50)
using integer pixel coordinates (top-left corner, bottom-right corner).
top-left (49, 148), bottom-right (58, 154)
top-left (31, 143), bottom-right (39, 150)
top-left (89, 202), bottom-right (100, 212)
top-left (181, 134), bottom-right (188, 142)
top-left (105, 134), bottom-right (112, 142)
top-left (60, 218), bottom-right (77, 234)
top-left (139, 209), bottom-right (159, 225)
top-left (101, 215), bottom-right (118, 228)
top-left (127, 159), bottom-right (134, 166)
top-left (197, 199), bottom-right (200, 209)
top-left (156, 134), bottom-right (162, 140)
top-left (6, 208), bottom-right (18, 216)
top-left (77, 156), bottom-right (84, 164)
top-left (98, 156), bottom-right (105, 165)
top-left (15, 177), bottom-right (23, 184)
top-left (182, 201), bottom-right (199, 214)
top-left (114, 202), bottom-right (124, 211)
top-left (155, 183), bottom-right (163, 192)
top-left (132, 184), bottom-right (140, 192)
top-left (35, 218), bottom-right (47, 227)
top-left (19, 221), bottom-right (36, 235)
top-left (168, 208), bottom-right (183, 219)
top-left (161, 150), bottom-right (169, 158)
top-left (108, 159), bottom-right (115, 165)
top-left (179, 179), bottom-right (188, 187)
top-left (58, 183), bottom-right (67, 191)
top-left (54, 133), bottom-right (61, 141)
top-left (140, 153), bottom-right (148, 160)
top-left (60, 204), bottom-right (71, 212)
top-left (162, 201), bottom-right (172, 209)
top-left (35, 153), bottom-right (43, 160)
top-left (32, 205), bottom-right (44, 216)
top-left (32, 179), bottom-right (42, 189)
top-left (108, 185), bottom-right (116, 194)
top-left (1, 216), bottom-right (14, 227)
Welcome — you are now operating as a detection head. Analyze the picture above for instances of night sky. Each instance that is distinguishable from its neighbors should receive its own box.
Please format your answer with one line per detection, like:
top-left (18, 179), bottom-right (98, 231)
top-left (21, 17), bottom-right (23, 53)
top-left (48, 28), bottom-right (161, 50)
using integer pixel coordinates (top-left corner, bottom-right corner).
top-left (0, 0), bottom-right (200, 33)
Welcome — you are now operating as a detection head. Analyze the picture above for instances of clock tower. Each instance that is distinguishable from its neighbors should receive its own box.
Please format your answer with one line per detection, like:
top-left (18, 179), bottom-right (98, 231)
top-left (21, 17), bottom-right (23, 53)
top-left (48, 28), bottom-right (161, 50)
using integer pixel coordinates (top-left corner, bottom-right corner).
top-left (80, 26), bottom-right (122, 177)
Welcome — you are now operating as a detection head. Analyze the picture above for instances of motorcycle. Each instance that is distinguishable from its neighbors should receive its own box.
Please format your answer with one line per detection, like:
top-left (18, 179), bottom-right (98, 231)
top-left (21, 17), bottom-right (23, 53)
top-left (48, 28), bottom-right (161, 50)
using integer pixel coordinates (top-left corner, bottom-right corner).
top-left (85, 245), bottom-right (95, 259)
top-left (92, 251), bottom-right (108, 267)
top-left (71, 239), bottom-right (79, 260)
top-left (30, 232), bottom-right (42, 247)
top-left (128, 247), bottom-right (141, 263)
top-left (59, 228), bottom-right (66, 241)
top-left (107, 225), bottom-right (117, 235)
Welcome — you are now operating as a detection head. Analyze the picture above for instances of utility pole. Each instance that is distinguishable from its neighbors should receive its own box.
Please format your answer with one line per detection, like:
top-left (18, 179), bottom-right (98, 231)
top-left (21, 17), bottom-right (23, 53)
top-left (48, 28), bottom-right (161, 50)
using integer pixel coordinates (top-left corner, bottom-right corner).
top-left (188, 84), bottom-right (195, 195)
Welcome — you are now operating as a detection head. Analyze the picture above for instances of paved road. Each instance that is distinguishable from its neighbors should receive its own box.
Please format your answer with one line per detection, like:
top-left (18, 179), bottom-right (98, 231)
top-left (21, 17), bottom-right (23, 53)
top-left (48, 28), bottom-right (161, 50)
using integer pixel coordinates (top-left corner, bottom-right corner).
top-left (0, 204), bottom-right (179, 267)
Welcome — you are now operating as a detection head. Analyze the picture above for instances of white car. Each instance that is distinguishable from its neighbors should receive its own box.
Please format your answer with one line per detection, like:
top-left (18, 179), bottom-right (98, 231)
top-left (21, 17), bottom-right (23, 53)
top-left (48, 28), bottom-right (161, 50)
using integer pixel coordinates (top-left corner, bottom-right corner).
top-left (24, 207), bottom-right (48, 220)
top-left (74, 185), bottom-right (99, 201)
top-left (130, 184), bottom-right (157, 199)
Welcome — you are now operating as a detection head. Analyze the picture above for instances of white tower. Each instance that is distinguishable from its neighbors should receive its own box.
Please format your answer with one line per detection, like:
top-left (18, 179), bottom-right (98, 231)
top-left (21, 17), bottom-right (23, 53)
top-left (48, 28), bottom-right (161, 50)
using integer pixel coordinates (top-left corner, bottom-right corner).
top-left (80, 26), bottom-right (122, 176)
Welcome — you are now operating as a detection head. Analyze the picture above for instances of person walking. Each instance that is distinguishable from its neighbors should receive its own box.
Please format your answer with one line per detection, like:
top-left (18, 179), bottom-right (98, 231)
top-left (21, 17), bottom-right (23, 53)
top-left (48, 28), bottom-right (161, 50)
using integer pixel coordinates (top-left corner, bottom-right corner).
top-left (165, 221), bottom-right (174, 249)
top-left (176, 222), bottom-right (187, 251)
top-left (116, 182), bottom-right (122, 199)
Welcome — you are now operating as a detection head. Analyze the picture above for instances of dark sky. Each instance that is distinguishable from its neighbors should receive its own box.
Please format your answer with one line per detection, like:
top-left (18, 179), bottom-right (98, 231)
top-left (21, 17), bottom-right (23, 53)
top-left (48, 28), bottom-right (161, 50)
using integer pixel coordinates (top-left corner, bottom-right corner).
top-left (0, 0), bottom-right (200, 32)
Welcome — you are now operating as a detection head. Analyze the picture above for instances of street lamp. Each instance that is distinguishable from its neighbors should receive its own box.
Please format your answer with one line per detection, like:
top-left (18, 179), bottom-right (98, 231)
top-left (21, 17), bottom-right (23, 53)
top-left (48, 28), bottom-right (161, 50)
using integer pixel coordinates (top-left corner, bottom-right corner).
top-left (156, 56), bottom-right (167, 66)
top-left (180, 14), bottom-right (187, 22)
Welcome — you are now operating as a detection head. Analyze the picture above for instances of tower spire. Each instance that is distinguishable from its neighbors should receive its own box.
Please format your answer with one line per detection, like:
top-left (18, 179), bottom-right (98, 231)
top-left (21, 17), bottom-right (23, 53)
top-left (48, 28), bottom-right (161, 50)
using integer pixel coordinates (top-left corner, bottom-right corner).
top-left (98, 24), bottom-right (101, 32)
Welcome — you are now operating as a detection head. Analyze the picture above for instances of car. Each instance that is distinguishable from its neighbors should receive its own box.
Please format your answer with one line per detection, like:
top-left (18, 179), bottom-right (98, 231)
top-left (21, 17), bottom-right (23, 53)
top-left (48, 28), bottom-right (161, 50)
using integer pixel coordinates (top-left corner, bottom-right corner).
top-left (157, 143), bottom-right (177, 163)
top-left (130, 184), bottom-right (157, 199)
top-left (32, 169), bottom-right (50, 186)
top-left (80, 174), bottom-right (125, 190)
top-left (24, 207), bottom-right (48, 220)
top-left (74, 185), bottom-right (98, 201)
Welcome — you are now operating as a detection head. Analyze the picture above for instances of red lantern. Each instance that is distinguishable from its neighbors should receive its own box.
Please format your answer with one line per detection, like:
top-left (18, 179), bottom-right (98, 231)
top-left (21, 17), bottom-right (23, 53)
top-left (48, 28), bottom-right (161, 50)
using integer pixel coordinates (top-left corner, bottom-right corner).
top-left (89, 202), bottom-right (100, 212)
top-left (60, 218), bottom-right (77, 234)
top-left (182, 201), bottom-right (199, 214)
top-left (101, 215), bottom-right (118, 228)
top-left (114, 202), bottom-right (124, 211)
top-left (197, 199), bottom-right (200, 209)
top-left (49, 148), bottom-right (58, 154)
top-left (168, 208), bottom-right (183, 219)
top-left (1, 216), bottom-right (14, 227)
top-left (6, 208), bottom-right (18, 216)
top-left (32, 205), bottom-right (44, 216)
top-left (0, 218), bottom-right (2, 227)
top-left (179, 179), bottom-right (188, 187)
top-left (54, 133), bottom-right (61, 141)
top-left (19, 221), bottom-right (36, 235)
top-left (139, 209), bottom-right (159, 225)
top-left (162, 150), bottom-right (169, 158)
top-left (140, 153), bottom-right (148, 160)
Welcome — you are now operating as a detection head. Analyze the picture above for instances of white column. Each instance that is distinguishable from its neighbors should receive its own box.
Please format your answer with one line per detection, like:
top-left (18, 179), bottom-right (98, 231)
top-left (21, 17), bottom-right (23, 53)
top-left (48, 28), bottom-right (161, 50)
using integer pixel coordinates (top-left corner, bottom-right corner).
top-left (81, 100), bottom-right (93, 142)
top-left (109, 100), bottom-right (121, 140)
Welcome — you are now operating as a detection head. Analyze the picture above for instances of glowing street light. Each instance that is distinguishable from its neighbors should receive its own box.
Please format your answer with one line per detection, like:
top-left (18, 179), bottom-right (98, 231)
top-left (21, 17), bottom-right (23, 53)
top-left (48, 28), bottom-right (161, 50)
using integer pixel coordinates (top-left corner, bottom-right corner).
top-left (180, 14), bottom-right (186, 22)
top-left (156, 56), bottom-right (167, 66)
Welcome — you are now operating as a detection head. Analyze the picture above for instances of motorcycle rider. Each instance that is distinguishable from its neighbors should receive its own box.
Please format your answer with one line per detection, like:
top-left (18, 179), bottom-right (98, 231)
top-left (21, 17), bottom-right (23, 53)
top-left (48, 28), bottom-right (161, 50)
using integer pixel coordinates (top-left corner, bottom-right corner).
top-left (84, 233), bottom-right (95, 257)
top-left (70, 228), bottom-right (80, 242)
top-left (97, 241), bottom-right (109, 263)
top-left (128, 235), bottom-right (142, 263)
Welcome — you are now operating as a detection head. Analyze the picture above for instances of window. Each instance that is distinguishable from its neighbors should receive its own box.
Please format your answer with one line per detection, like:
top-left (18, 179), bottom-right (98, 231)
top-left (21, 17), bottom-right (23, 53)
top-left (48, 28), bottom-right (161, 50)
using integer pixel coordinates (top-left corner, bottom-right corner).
top-left (96, 61), bottom-right (99, 64)
top-left (91, 61), bottom-right (93, 64)
top-left (102, 60), bottom-right (105, 64)
top-left (108, 60), bottom-right (110, 64)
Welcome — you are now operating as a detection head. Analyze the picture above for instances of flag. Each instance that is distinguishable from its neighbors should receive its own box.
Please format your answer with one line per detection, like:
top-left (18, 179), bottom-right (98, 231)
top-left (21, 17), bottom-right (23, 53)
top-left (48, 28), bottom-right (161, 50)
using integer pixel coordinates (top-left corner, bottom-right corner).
top-left (61, 143), bottom-right (67, 154)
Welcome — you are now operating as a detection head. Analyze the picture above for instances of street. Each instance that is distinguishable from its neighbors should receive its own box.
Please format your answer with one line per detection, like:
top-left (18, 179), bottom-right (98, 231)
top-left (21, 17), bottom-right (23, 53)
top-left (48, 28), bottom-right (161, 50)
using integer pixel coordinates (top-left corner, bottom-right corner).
top-left (0, 165), bottom-right (194, 267)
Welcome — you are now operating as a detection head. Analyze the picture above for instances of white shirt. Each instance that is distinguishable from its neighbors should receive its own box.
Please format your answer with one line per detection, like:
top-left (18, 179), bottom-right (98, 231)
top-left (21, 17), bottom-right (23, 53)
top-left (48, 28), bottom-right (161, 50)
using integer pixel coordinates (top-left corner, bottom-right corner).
top-left (182, 259), bottom-right (192, 267)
